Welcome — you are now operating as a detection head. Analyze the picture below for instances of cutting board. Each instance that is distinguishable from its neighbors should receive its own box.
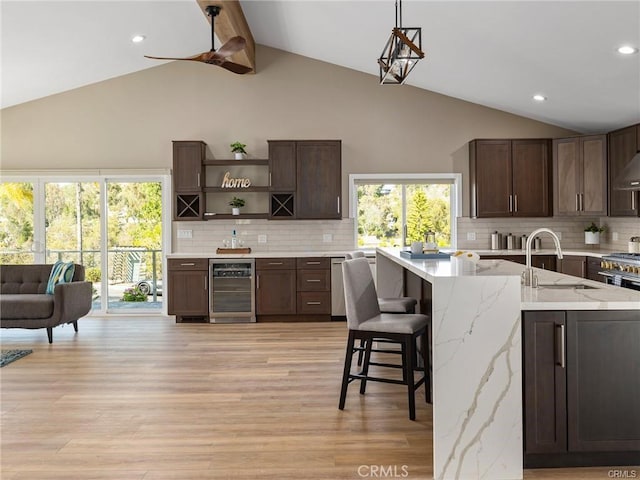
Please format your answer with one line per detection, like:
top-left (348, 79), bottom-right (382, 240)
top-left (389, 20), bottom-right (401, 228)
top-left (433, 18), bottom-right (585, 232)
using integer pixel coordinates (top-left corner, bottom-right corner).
top-left (215, 247), bottom-right (252, 254)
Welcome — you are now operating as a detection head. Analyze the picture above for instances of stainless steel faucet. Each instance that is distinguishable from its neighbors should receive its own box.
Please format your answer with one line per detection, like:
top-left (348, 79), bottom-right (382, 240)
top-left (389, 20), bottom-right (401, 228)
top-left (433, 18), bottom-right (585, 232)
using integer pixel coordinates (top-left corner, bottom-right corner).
top-left (523, 228), bottom-right (564, 287)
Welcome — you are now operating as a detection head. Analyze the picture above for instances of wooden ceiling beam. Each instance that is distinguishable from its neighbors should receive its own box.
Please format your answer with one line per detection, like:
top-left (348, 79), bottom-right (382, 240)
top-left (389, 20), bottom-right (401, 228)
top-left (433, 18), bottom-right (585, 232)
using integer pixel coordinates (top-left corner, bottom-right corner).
top-left (196, 0), bottom-right (256, 73)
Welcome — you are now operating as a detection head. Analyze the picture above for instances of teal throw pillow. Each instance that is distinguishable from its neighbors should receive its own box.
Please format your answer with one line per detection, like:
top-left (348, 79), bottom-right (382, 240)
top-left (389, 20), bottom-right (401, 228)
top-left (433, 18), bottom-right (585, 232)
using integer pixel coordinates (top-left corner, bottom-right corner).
top-left (46, 261), bottom-right (76, 295)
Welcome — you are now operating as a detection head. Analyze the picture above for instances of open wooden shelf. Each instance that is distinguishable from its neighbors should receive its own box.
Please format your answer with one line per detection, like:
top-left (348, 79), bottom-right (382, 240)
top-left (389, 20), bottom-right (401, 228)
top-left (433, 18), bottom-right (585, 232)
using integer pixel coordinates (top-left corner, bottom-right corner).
top-left (203, 213), bottom-right (269, 220)
top-left (203, 159), bottom-right (269, 166)
top-left (203, 186), bottom-right (270, 193)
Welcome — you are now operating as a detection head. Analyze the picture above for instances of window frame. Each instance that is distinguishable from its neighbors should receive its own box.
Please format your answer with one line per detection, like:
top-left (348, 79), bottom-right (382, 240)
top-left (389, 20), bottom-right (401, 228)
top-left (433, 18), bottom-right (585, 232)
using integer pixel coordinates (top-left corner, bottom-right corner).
top-left (348, 173), bottom-right (462, 250)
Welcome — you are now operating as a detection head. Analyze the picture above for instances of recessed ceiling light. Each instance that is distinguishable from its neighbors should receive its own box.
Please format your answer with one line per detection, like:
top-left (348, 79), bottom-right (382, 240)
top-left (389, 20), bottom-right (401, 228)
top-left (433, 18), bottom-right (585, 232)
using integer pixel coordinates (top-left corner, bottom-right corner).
top-left (532, 94), bottom-right (547, 102)
top-left (617, 45), bottom-right (638, 55)
top-left (131, 35), bottom-right (146, 43)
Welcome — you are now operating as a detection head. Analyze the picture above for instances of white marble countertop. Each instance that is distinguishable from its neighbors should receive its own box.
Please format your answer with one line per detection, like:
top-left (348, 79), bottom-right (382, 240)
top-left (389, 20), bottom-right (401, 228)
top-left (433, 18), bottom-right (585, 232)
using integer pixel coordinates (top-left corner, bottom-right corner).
top-left (377, 247), bottom-right (640, 311)
top-left (167, 246), bottom-right (619, 259)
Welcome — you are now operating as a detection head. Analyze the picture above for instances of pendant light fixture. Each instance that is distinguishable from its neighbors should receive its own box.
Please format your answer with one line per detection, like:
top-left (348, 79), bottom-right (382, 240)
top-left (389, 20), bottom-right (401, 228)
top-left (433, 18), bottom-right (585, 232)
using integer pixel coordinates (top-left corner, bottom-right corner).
top-left (378, 0), bottom-right (425, 85)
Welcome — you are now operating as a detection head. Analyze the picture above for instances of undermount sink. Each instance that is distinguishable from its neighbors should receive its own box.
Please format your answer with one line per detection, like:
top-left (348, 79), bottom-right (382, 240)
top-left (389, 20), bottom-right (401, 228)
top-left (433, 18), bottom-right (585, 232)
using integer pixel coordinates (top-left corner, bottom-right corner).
top-left (537, 283), bottom-right (599, 290)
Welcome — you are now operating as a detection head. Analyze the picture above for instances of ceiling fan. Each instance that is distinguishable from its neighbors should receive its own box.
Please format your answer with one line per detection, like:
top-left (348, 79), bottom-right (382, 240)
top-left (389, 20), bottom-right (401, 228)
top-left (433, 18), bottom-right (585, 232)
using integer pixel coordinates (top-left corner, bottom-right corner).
top-left (144, 5), bottom-right (252, 74)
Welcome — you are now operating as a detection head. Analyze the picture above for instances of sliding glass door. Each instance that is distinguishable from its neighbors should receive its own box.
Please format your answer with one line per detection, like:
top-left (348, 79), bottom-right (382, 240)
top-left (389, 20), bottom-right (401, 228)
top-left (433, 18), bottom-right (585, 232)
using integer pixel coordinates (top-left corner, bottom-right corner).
top-left (106, 181), bottom-right (163, 312)
top-left (1, 176), bottom-right (167, 314)
top-left (44, 182), bottom-right (102, 308)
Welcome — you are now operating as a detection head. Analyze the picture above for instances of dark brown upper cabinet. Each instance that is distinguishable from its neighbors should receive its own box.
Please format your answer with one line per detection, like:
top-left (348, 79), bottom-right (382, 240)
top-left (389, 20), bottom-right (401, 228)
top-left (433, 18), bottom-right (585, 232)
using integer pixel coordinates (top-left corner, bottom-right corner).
top-left (553, 135), bottom-right (607, 216)
top-left (172, 141), bottom-right (205, 220)
top-left (469, 139), bottom-right (552, 218)
top-left (267, 140), bottom-right (342, 220)
top-left (296, 140), bottom-right (341, 220)
top-left (608, 124), bottom-right (639, 217)
top-left (268, 141), bottom-right (297, 191)
top-left (173, 141), bottom-right (205, 192)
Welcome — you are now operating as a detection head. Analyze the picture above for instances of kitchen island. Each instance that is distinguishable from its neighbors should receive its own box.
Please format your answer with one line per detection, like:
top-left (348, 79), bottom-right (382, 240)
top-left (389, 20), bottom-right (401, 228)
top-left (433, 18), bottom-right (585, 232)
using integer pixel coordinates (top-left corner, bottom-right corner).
top-left (376, 247), bottom-right (640, 480)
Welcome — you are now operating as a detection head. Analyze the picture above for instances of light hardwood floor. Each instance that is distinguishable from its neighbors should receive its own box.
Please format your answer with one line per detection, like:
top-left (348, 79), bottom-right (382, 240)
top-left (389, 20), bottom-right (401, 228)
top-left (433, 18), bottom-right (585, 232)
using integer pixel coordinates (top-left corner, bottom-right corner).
top-left (1, 318), bottom-right (636, 479)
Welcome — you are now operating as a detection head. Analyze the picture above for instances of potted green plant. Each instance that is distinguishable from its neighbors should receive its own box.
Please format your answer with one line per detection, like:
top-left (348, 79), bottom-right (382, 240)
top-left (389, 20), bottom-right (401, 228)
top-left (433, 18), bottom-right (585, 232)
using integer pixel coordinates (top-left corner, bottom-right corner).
top-left (584, 222), bottom-right (605, 245)
top-left (229, 196), bottom-right (245, 215)
top-left (230, 141), bottom-right (247, 160)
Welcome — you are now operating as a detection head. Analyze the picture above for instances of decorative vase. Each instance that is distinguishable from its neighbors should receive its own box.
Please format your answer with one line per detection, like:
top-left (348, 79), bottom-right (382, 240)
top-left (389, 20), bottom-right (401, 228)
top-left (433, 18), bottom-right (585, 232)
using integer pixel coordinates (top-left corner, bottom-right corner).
top-left (234, 152), bottom-right (245, 160)
top-left (585, 232), bottom-right (600, 244)
top-left (232, 207), bottom-right (240, 216)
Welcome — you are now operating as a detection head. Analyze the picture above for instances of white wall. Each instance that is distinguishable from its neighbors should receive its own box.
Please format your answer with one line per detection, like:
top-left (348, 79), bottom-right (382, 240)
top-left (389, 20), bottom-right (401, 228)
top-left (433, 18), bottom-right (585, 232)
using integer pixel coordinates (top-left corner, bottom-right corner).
top-left (1, 45), bottom-right (578, 252)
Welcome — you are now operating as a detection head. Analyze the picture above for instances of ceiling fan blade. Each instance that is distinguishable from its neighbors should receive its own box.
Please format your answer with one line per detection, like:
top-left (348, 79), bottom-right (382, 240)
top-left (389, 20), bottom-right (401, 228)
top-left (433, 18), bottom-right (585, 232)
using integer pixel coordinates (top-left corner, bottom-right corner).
top-left (144, 52), bottom-right (208, 62)
top-left (218, 60), bottom-right (253, 75)
top-left (215, 36), bottom-right (247, 58)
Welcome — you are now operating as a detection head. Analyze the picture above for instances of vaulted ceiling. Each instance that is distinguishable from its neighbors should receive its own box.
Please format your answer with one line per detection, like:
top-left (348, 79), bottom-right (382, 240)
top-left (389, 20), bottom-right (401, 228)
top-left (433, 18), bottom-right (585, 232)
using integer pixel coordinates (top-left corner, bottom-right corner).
top-left (2, 0), bottom-right (639, 134)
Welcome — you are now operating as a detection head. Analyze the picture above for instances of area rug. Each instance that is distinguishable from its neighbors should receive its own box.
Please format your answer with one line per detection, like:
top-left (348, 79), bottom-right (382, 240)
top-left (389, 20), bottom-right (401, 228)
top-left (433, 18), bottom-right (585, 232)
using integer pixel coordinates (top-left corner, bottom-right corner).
top-left (0, 349), bottom-right (33, 368)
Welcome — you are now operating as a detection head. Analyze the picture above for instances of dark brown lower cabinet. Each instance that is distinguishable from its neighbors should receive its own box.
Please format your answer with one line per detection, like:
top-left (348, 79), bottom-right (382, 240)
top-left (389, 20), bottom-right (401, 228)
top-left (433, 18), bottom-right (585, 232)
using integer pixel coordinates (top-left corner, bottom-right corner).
top-left (481, 254), bottom-right (557, 271)
top-left (558, 256), bottom-right (586, 278)
top-left (167, 258), bottom-right (209, 322)
top-left (523, 310), bottom-right (640, 468)
top-left (531, 255), bottom-right (556, 271)
top-left (256, 257), bottom-right (331, 321)
top-left (566, 311), bottom-right (640, 453)
top-left (523, 311), bottom-right (567, 455)
top-left (296, 257), bottom-right (331, 318)
top-left (256, 259), bottom-right (296, 316)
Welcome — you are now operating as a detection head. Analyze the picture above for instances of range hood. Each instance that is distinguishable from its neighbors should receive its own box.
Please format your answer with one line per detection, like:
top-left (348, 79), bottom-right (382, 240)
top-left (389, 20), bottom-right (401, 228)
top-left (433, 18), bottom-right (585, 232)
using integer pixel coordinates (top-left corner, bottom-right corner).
top-left (613, 152), bottom-right (640, 191)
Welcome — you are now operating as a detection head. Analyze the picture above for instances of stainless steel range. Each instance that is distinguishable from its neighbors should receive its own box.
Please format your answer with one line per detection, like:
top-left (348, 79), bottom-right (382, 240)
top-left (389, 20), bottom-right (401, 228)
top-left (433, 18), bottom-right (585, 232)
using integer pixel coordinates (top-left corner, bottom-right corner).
top-left (599, 253), bottom-right (640, 290)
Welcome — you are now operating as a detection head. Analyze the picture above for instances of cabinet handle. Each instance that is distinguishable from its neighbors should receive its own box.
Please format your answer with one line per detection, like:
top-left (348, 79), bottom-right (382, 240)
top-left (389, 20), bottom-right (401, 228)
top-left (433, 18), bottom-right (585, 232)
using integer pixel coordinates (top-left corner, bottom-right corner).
top-left (632, 192), bottom-right (636, 211)
top-left (306, 261), bottom-right (321, 265)
top-left (555, 324), bottom-right (566, 369)
top-left (306, 279), bottom-right (321, 282)
top-left (337, 196), bottom-right (341, 214)
top-left (269, 172), bottom-right (272, 187)
top-left (257, 274), bottom-right (260, 289)
top-left (307, 301), bottom-right (321, 305)
top-left (580, 193), bottom-right (584, 211)
top-left (197, 173), bottom-right (200, 188)
top-left (180, 262), bottom-right (196, 266)
top-left (541, 263), bottom-right (545, 270)
top-left (514, 194), bottom-right (518, 212)
top-left (575, 194), bottom-right (579, 212)
top-left (204, 274), bottom-right (207, 290)
top-left (268, 262), bottom-right (284, 265)
top-left (508, 195), bottom-right (513, 212)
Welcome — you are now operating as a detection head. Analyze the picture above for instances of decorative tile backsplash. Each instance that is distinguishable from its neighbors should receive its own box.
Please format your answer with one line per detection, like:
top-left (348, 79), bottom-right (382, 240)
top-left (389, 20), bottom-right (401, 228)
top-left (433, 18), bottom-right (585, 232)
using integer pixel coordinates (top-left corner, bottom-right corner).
top-left (173, 218), bottom-right (355, 253)
top-left (173, 216), bottom-right (638, 254)
top-left (456, 216), bottom-right (640, 251)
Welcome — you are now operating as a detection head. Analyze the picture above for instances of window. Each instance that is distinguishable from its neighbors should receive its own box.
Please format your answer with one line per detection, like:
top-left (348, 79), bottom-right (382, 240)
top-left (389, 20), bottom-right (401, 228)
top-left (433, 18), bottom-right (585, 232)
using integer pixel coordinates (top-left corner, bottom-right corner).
top-left (0, 182), bottom-right (35, 264)
top-left (349, 174), bottom-right (461, 250)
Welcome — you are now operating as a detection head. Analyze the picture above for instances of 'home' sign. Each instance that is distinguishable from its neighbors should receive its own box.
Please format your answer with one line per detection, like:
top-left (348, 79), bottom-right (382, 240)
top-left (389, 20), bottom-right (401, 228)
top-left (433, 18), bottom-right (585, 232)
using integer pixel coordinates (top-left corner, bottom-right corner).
top-left (221, 171), bottom-right (251, 188)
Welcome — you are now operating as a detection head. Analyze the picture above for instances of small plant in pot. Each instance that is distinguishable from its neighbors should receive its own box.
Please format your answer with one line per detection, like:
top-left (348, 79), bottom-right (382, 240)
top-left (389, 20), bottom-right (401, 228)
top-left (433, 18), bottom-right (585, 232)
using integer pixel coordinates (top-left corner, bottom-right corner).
top-left (229, 196), bottom-right (245, 215)
top-left (230, 142), bottom-right (247, 159)
top-left (584, 222), bottom-right (605, 245)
